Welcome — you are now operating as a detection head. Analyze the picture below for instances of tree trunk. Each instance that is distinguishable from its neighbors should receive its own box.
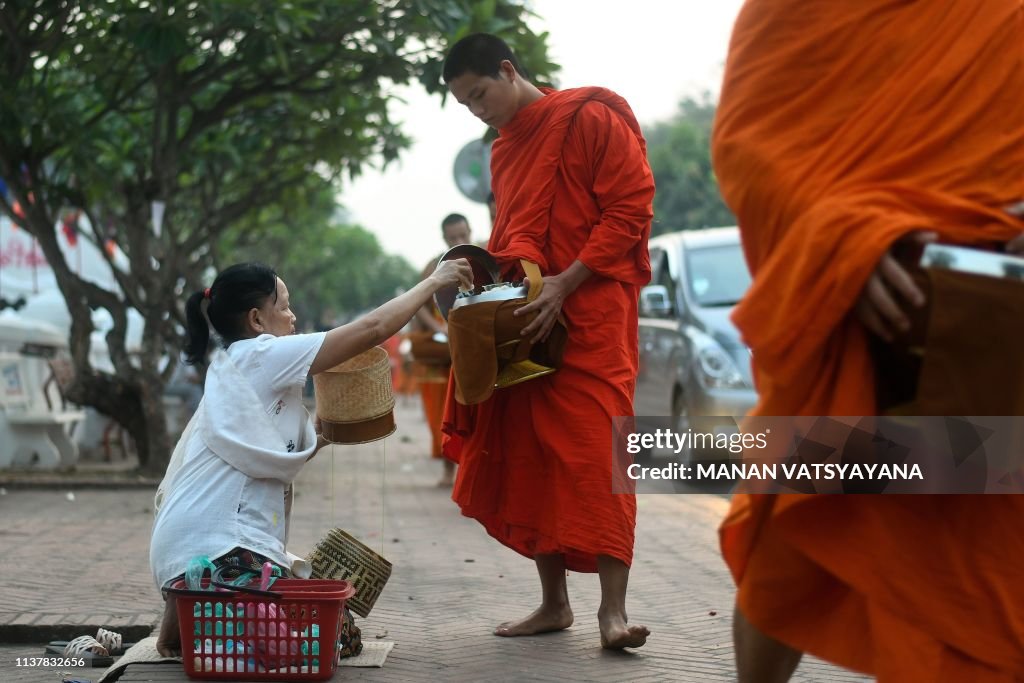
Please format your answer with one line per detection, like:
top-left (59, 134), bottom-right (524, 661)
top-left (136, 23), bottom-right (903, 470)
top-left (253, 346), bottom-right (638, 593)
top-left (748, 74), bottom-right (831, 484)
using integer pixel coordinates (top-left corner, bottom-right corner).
top-left (64, 368), bottom-right (170, 475)
top-left (136, 373), bottom-right (172, 476)
top-left (17, 203), bottom-right (174, 474)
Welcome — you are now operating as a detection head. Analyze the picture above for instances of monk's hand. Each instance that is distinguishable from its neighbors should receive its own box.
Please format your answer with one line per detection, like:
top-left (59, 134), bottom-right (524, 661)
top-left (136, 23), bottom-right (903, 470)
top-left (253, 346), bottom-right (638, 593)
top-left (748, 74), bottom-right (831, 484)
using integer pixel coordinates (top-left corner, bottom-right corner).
top-left (516, 260), bottom-right (591, 343)
top-left (431, 258), bottom-right (475, 291)
top-left (516, 273), bottom-right (570, 343)
top-left (854, 231), bottom-right (936, 342)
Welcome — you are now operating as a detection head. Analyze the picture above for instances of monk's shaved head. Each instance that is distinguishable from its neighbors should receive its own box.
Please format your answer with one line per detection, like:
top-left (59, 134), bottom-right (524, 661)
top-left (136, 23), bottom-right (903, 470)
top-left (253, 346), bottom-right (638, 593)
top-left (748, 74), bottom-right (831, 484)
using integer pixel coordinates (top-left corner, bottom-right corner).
top-left (443, 33), bottom-right (528, 82)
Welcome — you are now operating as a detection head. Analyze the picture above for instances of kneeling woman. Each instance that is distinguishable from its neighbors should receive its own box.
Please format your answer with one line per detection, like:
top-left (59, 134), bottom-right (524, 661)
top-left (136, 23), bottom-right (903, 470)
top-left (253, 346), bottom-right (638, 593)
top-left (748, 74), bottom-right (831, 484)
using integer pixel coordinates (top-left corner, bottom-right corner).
top-left (150, 259), bottom-right (471, 657)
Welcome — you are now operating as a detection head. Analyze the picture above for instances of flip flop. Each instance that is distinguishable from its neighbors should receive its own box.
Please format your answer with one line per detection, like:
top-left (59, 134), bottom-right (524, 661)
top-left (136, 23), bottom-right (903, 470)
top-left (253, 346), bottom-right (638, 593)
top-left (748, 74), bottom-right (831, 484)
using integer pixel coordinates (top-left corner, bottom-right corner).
top-left (95, 627), bottom-right (134, 655)
top-left (43, 634), bottom-right (115, 667)
top-left (48, 628), bottom-right (135, 658)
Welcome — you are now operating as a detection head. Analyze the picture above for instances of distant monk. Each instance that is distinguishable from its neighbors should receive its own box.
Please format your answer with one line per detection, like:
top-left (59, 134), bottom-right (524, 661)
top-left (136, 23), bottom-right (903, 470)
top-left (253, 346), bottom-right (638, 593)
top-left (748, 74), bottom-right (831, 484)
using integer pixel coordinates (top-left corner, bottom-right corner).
top-left (441, 33), bottom-right (655, 649)
top-left (412, 213), bottom-right (472, 486)
top-left (712, 1), bottom-right (1024, 681)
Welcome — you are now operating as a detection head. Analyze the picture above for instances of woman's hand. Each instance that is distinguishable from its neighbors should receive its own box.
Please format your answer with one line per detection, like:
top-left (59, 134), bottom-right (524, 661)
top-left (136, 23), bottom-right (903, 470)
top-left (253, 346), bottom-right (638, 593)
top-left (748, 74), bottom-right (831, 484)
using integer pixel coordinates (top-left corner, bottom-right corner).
top-left (308, 418), bottom-right (330, 460)
top-left (429, 258), bottom-right (474, 291)
top-left (854, 231), bottom-right (936, 342)
top-left (310, 434), bottom-right (330, 460)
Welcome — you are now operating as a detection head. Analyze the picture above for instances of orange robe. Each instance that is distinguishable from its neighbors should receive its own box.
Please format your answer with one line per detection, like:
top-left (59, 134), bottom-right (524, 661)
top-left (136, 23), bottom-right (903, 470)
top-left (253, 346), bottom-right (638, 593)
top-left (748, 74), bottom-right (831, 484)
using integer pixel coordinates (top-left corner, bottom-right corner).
top-left (417, 332), bottom-right (450, 460)
top-left (442, 88), bottom-right (655, 572)
top-left (380, 333), bottom-right (409, 394)
top-left (712, 1), bottom-right (1024, 679)
top-left (419, 377), bottom-right (447, 458)
top-left (415, 257), bottom-right (451, 459)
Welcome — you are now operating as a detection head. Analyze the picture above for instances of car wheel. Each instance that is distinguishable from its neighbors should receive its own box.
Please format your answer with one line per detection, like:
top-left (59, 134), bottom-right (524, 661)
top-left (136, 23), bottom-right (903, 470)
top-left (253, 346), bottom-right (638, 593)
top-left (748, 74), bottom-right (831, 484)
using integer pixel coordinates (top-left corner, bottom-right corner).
top-left (671, 389), bottom-right (695, 466)
top-left (622, 413), bottom-right (655, 466)
top-left (631, 443), bottom-right (653, 466)
top-left (630, 416), bottom-right (656, 466)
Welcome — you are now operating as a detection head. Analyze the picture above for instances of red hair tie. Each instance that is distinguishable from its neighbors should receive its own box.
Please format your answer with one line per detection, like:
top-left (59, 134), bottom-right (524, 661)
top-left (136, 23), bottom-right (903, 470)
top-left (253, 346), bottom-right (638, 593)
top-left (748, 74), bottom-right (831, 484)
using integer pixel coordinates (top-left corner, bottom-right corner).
top-left (203, 287), bottom-right (211, 300)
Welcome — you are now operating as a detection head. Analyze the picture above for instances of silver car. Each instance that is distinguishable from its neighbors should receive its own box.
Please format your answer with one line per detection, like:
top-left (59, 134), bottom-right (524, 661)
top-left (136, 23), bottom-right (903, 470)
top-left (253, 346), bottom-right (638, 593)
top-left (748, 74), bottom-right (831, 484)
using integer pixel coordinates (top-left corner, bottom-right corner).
top-left (633, 227), bottom-right (757, 463)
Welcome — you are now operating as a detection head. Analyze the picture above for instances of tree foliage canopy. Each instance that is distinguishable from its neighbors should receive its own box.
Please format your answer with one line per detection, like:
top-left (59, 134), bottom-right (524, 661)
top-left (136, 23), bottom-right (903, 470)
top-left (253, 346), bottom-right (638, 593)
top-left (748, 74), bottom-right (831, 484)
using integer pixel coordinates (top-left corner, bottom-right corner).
top-left (644, 94), bottom-right (735, 236)
top-left (220, 179), bottom-right (419, 331)
top-left (0, 0), bottom-right (557, 471)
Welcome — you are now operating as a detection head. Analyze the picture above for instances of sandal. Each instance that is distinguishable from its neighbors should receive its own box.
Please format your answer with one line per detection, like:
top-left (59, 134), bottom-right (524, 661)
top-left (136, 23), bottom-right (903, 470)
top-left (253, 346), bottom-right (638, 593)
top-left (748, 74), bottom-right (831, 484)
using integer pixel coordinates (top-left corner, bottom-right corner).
top-left (96, 627), bottom-right (134, 655)
top-left (47, 628), bottom-right (135, 659)
top-left (44, 634), bottom-right (114, 667)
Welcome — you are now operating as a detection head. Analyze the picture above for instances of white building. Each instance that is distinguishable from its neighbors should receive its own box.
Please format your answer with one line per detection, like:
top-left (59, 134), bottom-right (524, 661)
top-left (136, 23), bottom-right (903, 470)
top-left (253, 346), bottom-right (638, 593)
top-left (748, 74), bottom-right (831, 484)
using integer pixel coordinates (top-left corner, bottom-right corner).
top-left (0, 211), bottom-right (147, 468)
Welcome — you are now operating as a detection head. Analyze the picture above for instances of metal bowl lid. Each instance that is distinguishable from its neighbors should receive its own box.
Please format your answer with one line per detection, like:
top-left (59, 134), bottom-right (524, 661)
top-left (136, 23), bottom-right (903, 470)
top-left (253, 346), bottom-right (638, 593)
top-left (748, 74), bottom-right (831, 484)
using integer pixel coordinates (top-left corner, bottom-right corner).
top-left (451, 283), bottom-right (529, 310)
top-left (434, 244), bottom-right (504, 320)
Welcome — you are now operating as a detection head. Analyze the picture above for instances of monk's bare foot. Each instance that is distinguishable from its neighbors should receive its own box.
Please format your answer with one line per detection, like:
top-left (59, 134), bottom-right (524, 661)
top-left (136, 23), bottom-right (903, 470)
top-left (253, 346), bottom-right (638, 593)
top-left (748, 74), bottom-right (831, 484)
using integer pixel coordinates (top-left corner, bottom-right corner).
top-left (156, 596), bottom-right (182, 658)
top-left (437, 460), bottom-right (456, 487)
top-left (494, 604), bottom-right (574, 637)
top-left (599, 611), bottom-right (649, 649)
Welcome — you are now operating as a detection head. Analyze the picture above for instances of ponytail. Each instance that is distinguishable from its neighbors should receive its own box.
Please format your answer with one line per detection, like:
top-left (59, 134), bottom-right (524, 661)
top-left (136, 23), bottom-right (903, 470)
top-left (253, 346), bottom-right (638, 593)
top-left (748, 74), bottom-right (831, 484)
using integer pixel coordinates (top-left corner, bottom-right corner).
top-left (182, 262), bottom-right (278, 365)
top-left (183, 290), bottom-right (211, 365)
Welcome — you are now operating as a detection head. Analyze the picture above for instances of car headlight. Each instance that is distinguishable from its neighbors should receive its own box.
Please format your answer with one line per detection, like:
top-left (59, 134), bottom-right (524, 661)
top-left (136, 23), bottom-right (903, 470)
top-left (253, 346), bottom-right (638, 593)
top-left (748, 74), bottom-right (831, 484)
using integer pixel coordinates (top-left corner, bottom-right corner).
top-left (690, 336), bottom-right (748, 390)
top-left (683, 326), bottom-right (750, 390)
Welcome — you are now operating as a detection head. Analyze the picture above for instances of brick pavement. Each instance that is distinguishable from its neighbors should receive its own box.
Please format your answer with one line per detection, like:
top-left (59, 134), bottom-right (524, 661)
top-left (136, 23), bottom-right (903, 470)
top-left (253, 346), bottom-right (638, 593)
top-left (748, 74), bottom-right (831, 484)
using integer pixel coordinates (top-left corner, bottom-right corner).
top-left (0, 399), bottom-right (865, 682)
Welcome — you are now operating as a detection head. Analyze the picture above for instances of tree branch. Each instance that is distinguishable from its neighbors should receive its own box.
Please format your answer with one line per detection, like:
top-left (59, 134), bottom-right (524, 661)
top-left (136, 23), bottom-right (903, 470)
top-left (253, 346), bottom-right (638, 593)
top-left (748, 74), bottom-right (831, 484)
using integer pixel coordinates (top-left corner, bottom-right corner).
top-left (180, 169), bottom-right (308, 256)
top-left (79, 204), bottom-right (146, 311)
top-left (180, 44), bottom-right (348, 148)
top-left (0, 5), bottom-right (30, 79)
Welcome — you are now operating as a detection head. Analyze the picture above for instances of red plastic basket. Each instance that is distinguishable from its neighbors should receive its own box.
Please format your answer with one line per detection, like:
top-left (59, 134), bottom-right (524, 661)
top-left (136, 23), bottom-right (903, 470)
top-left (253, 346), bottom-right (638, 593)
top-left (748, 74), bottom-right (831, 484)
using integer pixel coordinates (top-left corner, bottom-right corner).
top-left (168, 578), bottom-right (355, 681)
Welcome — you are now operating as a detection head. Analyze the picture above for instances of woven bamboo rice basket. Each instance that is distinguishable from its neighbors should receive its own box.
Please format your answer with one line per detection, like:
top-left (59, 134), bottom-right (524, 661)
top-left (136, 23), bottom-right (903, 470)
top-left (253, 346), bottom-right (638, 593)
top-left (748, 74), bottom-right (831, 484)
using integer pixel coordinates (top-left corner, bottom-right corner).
top-left (308, 527), bottom-right (393, 618)
top-left (313, 346), bottom-right (396, 444)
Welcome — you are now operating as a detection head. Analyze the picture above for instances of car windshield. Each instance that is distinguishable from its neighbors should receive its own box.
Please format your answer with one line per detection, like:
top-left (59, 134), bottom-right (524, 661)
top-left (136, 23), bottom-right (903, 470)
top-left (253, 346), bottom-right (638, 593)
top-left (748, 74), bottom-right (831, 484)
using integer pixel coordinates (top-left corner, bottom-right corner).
top-left (685, 243), bottom-right (751, 307)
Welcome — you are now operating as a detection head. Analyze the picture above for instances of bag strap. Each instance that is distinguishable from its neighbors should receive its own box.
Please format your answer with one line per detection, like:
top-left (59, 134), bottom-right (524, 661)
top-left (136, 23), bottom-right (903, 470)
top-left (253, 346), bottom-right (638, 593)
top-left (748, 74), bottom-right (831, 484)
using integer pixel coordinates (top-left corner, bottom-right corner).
top-left (518, 259), bottom-right (568, 325)
top-left (512, 260), bottom-right (544, 362)
top-left (521, 260), bottom-right (543, 301)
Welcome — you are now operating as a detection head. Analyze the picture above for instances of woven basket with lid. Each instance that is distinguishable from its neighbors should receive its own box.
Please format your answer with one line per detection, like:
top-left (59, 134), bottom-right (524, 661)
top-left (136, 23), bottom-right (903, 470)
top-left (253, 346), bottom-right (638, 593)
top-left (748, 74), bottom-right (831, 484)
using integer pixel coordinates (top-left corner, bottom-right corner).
top-left (313, 346), bottom-right (396, 444)
top-left (307, 527), bottom-right (392, 618)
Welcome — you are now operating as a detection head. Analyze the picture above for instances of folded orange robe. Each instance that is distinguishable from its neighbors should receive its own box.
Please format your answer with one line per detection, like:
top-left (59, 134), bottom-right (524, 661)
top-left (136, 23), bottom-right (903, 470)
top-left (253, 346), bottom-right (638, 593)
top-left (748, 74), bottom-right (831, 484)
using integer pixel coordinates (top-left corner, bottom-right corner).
top-left (712, 1), bottom-right (1024, 678)
top-left (442, 88), bottom-right (655, 572)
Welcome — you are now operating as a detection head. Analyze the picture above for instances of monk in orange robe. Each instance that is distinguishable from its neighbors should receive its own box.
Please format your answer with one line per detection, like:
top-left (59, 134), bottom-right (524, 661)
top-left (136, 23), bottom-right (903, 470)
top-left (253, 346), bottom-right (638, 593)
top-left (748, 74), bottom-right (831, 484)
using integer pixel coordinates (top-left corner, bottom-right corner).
top-left (413, 213), bottom-right (472, 486)
top-left (712, 2), bottom-right (1024, 680)
top-left (442, 33), bottom-right (655, 649)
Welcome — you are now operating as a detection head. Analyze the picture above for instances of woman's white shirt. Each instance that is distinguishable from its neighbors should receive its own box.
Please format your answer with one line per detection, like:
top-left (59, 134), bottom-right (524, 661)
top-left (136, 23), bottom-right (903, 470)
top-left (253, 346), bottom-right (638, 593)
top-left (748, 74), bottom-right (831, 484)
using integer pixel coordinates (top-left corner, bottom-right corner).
top-left (150, 332), bottom-right (325, 588)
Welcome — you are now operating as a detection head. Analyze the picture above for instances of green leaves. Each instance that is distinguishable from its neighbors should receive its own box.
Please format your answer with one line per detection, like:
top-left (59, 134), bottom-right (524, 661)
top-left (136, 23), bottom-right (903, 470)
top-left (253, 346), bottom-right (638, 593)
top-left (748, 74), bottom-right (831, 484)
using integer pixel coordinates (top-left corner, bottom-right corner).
top-left (412, 0), bottom-right (558, 94)
top-left (472, 0), bottom-right (498, 24)
top-left (644, 94), bottom-right (735, 235)
top-left (131, 20), bottom-right (189, 66)
top-left (219, 179), bottom-right (418, 327)
top-left (0, 0), bottom-right (558, 466)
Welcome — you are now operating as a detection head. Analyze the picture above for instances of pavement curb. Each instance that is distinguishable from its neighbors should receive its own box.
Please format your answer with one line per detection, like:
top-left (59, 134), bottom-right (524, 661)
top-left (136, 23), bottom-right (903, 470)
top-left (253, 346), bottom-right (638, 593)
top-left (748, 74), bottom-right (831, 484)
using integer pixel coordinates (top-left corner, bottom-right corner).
top-left (0, 623), bottom-right (155, 645)
top-left (0, 477), bottom-right (160, 490)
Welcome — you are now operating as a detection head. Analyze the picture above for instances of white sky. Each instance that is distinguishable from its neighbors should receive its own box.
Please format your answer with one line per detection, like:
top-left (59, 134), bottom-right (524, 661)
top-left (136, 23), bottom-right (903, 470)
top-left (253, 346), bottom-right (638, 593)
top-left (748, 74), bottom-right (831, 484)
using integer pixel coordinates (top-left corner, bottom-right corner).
top-left (339, 1), bottom-right (746, 270)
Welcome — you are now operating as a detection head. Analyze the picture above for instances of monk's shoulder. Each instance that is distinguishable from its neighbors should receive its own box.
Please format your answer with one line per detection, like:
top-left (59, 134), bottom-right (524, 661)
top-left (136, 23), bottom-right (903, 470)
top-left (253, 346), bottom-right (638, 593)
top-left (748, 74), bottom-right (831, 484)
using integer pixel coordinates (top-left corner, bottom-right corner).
top-left (569, 101), bottom-right (632, 165)
top-left (575, 99), bottom-right (616, 126)
top-left (573, 99), bottom-right (634, 144)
